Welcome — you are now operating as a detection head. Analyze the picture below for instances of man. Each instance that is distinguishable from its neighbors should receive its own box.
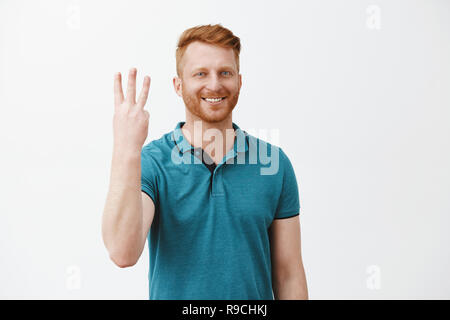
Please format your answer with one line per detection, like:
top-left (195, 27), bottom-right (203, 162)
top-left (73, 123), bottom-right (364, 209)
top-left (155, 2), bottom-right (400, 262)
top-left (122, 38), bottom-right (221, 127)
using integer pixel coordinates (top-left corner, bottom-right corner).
top-left (102, 24), bottom-right (308, 300)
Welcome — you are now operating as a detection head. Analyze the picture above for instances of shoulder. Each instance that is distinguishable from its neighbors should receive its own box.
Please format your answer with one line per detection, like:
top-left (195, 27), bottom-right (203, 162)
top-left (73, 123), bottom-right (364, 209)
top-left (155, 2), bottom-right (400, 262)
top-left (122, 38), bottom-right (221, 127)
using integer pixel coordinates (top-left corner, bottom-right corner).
top-left (141, 130), bottom-right (176, 171)
top-left (244, 131), bottom-right (280, 155)
top-left (244, 131), bottom-right (291, 175)
top-left (142, 130), bottom-right (174, 157)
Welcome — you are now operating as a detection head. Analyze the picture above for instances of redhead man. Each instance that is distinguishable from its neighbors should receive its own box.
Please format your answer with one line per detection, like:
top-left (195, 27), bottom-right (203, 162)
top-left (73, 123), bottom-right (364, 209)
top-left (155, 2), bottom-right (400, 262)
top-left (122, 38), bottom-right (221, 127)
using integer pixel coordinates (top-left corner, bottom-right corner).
top-left (102, 24), bottom-right (308, 300)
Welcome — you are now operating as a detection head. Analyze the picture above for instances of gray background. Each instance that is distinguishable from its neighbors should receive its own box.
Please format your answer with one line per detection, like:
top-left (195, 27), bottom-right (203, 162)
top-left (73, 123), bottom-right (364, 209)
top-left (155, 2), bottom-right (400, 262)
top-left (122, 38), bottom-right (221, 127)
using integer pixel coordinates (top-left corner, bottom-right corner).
top-left (0, 0), bottom-right (449, 299)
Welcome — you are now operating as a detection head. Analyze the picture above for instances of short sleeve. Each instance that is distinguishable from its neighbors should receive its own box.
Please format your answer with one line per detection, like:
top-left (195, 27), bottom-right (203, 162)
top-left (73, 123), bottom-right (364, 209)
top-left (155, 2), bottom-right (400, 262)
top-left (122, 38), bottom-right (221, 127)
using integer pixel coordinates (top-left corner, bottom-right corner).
top-left (274, 148), bottom-right (300, 219)
top-left (141, 147), bottom-right (158, 205)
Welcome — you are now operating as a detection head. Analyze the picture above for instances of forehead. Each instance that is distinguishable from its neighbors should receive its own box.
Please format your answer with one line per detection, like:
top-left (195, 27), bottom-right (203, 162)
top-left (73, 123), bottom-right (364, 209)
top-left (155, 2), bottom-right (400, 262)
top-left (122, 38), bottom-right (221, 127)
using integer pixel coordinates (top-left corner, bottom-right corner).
top-left (182, 41), bottom-right (237, 71)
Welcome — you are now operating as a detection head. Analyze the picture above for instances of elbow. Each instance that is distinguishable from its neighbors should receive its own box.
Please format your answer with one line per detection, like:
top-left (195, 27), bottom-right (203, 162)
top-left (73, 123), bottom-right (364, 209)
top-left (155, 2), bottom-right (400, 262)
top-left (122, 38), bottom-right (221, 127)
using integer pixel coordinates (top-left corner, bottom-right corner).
top-left (102, 229), bottom-right (142, 268)
top-left (109, 250), bottom-right (138, 268)
top-left (113, 258), bottom-right (137, 269)
top-left (102, 233), bottom-right (140, 268)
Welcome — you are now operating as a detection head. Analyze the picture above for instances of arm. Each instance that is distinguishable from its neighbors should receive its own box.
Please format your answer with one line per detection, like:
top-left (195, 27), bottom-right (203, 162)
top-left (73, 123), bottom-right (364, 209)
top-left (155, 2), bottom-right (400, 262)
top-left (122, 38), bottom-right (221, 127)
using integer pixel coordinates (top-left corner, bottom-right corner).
top-left (102, 68), bottom-right (153, 268)
top-left (269, 215), bottom-right (308, 300)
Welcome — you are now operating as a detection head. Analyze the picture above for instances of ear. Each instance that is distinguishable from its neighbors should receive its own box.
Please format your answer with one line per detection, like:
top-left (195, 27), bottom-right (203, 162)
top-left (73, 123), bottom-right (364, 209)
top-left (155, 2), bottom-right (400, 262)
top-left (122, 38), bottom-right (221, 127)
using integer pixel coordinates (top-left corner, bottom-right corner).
top-left (239, 73), bottom-right (242, 90)
top-left (173, 76), bottom-right (182, 97)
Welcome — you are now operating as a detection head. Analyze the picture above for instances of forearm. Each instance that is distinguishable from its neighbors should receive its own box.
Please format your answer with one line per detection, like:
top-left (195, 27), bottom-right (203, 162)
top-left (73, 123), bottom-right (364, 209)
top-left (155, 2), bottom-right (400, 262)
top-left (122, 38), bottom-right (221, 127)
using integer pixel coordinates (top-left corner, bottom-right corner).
top-left (102, 150), bottom-right (143, 265)
top-left (273, 267), bottom-right (309, 300)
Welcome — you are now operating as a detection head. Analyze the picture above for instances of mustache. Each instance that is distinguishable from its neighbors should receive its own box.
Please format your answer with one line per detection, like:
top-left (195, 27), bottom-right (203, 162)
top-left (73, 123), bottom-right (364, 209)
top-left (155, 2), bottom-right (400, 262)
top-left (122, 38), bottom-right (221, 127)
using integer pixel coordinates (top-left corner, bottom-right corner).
top-left (200, 94), bottom-right (228, 97)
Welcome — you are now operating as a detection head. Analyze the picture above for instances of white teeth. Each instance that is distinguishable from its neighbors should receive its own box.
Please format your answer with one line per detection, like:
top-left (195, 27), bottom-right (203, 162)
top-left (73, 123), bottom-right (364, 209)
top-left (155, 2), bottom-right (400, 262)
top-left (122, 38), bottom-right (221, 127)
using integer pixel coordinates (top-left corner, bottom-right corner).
top-left (204, 97), bottom-right (224, 102)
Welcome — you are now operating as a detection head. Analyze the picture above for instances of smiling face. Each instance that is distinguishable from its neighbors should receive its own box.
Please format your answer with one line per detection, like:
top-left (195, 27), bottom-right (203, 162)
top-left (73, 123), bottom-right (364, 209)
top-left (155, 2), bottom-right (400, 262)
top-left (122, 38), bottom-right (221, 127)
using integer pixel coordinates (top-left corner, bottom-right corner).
top-left (174, 41), bottom-right (242, 123)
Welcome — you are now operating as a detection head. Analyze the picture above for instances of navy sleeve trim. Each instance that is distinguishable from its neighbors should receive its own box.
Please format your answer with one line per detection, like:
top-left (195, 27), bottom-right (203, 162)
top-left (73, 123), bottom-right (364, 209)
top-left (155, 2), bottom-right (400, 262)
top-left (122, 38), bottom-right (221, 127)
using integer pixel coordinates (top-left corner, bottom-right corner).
top-left (273, 213), bottom-right (299, 220)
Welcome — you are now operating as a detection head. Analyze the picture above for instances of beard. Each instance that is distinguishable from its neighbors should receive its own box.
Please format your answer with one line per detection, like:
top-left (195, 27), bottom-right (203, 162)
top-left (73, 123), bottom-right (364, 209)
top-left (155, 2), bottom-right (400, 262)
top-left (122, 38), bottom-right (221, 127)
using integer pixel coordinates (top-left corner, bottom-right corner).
top-left (181, 86), bottom-right (239, 123)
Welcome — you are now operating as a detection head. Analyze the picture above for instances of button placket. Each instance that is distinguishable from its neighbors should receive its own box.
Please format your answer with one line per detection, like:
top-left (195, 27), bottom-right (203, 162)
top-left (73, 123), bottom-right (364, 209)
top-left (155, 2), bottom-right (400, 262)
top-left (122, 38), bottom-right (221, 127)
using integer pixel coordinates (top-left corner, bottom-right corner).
top-left (211, 167), bottom-right (224, 197)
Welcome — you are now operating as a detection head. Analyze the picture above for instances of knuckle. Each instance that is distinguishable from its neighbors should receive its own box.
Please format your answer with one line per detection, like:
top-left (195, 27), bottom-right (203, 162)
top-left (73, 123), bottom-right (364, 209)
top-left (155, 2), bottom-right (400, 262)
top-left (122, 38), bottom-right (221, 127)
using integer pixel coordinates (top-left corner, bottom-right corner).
top-left (129, 109), bottom-right (139, 118)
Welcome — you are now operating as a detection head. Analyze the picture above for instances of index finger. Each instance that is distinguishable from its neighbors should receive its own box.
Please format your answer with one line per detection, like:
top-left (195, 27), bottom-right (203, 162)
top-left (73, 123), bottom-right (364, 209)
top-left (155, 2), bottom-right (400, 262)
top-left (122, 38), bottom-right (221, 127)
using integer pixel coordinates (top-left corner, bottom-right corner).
top-left (114, 72), bottom-right (124, 107)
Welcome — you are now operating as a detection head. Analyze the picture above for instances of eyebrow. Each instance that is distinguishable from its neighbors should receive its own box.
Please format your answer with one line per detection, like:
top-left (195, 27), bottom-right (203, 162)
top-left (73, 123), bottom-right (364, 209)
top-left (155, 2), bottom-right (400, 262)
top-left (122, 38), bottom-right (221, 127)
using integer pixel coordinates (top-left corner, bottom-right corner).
top-left (191, 66), bottom-right (236, 72)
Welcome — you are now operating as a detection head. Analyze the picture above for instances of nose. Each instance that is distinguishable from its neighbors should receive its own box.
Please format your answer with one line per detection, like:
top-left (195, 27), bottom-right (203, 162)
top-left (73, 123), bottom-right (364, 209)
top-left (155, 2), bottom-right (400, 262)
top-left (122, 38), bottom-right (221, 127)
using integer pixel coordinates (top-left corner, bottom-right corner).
top-left (204, 73), bottom-right (222, 92)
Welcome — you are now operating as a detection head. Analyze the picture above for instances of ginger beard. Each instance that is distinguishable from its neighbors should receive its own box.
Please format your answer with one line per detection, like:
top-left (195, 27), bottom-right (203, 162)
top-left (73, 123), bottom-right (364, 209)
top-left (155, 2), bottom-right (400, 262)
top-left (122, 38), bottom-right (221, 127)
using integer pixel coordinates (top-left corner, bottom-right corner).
top-left (181, 80), bottom-right (240, 123)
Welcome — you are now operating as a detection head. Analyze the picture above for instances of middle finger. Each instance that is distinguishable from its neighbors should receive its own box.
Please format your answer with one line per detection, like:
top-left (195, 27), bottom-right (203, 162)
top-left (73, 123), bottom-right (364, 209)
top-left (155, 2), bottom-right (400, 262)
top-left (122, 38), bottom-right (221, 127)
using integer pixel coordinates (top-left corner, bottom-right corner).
top-left (126, 67), bottom-right (137, 104)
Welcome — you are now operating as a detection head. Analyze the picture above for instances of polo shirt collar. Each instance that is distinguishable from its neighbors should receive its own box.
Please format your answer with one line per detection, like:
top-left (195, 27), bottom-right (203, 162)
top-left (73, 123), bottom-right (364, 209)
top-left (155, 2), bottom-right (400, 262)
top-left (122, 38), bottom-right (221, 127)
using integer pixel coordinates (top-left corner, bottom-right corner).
top-left (172, 121), bottom-right (248, 155)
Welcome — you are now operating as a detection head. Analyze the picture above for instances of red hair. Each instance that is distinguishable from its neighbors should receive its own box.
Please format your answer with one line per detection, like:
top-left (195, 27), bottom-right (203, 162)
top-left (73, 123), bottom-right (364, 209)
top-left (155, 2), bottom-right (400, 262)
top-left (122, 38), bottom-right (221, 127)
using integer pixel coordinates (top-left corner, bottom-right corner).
top-left (175, 24), bottom-right (241, 77)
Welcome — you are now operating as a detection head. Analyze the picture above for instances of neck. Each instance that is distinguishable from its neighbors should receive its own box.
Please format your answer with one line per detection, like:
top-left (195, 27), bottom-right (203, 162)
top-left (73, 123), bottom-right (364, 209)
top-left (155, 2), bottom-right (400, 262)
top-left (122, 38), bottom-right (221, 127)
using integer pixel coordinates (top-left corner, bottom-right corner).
top-left (181, 112), bottom-right (236, 163)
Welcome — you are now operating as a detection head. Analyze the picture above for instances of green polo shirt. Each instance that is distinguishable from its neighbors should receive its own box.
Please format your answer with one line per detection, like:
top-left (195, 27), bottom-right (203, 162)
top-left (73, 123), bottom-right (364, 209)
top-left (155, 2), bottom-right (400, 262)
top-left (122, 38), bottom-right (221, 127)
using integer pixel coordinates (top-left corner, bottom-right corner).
top-left (141, 121), bottom-right (300, 300)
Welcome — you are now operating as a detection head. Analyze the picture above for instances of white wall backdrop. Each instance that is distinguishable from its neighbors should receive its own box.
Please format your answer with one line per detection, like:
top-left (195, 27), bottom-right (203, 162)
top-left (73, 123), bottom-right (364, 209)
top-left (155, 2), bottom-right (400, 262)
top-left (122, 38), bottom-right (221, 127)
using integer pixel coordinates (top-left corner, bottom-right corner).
top-left (0, 0), bottom-right (449, 299)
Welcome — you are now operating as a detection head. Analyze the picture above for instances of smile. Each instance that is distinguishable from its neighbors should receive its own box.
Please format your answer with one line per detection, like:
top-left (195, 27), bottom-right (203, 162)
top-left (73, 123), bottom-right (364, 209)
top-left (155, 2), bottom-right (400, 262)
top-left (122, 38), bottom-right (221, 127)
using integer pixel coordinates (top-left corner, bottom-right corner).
top-left (201, 97), bottom-right (226, 105)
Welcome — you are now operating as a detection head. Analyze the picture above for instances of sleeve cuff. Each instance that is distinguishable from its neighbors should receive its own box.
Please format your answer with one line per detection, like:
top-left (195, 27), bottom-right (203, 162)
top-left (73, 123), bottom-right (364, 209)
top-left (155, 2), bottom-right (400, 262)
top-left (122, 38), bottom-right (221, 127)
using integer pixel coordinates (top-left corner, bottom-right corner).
top-left (273, 212), bottom-right (299, 220)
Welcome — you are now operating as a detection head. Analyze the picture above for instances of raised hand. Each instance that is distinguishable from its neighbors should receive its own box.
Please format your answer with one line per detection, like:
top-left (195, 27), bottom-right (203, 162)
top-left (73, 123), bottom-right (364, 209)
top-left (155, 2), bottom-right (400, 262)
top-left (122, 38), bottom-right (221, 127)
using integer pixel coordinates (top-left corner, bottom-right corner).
top-left (113, 68), bottom-right (151, 154)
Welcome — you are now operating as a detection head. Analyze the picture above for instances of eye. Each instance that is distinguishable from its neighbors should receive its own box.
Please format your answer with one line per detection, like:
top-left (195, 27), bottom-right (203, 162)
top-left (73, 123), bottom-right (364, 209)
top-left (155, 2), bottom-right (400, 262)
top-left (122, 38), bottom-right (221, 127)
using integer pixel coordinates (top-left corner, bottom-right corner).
top-left (196, 72), bottom-right (205, 76)
top-left (222, 71), bottom-right (231, 76)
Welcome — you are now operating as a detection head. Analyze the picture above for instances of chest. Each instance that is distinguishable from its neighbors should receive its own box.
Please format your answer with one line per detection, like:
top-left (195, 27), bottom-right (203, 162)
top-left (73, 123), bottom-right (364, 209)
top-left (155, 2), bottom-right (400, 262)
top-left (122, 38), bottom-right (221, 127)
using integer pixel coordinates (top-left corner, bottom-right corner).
top-left (157, 162), bottom-right (281, 228)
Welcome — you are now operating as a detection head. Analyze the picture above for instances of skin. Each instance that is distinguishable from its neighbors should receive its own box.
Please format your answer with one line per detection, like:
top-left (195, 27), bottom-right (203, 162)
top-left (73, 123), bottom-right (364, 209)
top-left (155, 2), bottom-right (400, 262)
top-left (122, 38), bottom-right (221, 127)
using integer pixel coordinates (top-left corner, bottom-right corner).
top-left (173, 41), bottom-right (241, 164)
top-left (102, 68), bottom-right (154, 268)
top-left (102, 41), bottom-right (308, 300)
top-left (269, 216), bottom-right (309, 299)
